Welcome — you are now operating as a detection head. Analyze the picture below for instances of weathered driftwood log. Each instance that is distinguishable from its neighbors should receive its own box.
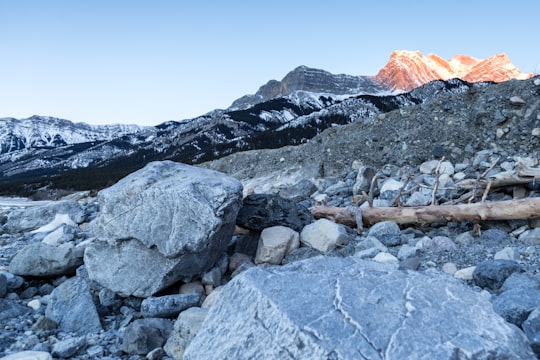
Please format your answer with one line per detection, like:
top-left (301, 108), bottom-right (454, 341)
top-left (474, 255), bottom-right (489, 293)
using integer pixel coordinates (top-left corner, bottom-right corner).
top-left (310, 197), bottom-right (540, 227)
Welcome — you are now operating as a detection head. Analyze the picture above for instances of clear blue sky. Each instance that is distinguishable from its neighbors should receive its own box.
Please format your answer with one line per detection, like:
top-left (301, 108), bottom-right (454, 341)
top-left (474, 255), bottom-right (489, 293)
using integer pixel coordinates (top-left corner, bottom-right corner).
top-left (1, 1), bottom-right (538, 126)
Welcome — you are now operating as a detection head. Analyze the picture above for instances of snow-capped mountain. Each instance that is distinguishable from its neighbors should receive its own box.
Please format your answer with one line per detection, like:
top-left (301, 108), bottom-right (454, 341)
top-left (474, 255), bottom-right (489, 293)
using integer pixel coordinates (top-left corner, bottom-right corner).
top-left (0, 115), bottom-right (153, 154)
top-left (375, 50), bottom-right (534, 91)
top-left (0, 50), bottom-right (533, 196)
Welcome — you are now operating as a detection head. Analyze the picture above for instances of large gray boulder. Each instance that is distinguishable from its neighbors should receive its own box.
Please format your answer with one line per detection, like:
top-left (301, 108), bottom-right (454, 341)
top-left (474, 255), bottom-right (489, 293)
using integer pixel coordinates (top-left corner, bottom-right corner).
top-left (184, 256), bottom-right (534, 359)
top-left (85, 161), bottom-right (243, 297)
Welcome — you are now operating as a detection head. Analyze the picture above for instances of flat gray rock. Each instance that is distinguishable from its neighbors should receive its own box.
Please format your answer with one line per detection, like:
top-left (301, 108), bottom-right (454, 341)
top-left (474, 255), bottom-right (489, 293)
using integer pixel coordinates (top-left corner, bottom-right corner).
top-left (184, 256), bottom-right (534, 359)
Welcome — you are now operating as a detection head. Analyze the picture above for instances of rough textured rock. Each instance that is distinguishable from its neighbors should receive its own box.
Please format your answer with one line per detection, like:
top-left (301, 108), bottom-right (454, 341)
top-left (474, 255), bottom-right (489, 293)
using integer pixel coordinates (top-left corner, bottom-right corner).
top-left (184, 257), bottom-right (534, 359)
top-left (0, 273), bottom-right (6, 298)
top-left (0, 298), bottom-right (31, 321)
top-left (51, 336), bottom-right (87, 358)
top-left (473, 259), bottom-right (523, 291)
top-left (141, 294), bottom-right (201, 318)
top-left (9, 242), bottom-right (83, 277)
top-left (45, 276), bottom-right (102, 335)
top-left (4, 200), bottom-right (84, 234)
top-left (0, 351), bottom-right (52, 360)
top-left (300, 219), bottom-right (349, 253)
top-left (255, 226), bottom-right (299, 265)
top-left (85, 161), bottom-right (243, 297)
top-left (120, 318), bottom-right (173, 355)
top-left (523, 307), bottom-right (540, 357)
top-left (236, 194), bottom-right (314, 232)
top-left (164, 307), bottom-right (209, 360)
top-left (493, 287), bottom-right (540, 326)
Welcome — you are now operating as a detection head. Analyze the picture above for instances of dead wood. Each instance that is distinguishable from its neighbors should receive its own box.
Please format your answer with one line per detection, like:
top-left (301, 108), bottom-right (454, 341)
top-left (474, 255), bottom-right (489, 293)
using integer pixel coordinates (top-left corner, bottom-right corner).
top-left (310, 197), bottom-right (540, 227)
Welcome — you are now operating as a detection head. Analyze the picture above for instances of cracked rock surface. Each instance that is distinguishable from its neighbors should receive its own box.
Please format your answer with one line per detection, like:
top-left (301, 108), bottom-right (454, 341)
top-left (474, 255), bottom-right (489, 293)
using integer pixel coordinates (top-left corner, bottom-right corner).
top-left (183, 256), bottom-right (534, 359)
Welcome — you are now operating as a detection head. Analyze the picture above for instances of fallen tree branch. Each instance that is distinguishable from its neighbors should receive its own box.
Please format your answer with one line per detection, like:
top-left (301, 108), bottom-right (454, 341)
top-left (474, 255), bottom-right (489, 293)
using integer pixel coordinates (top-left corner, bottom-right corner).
top-left (310, 197), bottom-right (540, 227)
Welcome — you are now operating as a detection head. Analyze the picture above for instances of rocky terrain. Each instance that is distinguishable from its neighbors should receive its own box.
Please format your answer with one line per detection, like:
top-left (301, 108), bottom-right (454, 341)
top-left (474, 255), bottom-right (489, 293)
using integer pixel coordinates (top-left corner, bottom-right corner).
top-left (0, 50), bottom-right (532, 197)
top-left (0, 75), bottom-right (540, 359)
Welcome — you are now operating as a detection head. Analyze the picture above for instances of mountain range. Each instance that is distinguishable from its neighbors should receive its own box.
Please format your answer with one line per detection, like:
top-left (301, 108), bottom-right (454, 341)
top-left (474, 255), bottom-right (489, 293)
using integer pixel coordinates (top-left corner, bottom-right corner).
top-left (0, 50), bottom-right (534, 197)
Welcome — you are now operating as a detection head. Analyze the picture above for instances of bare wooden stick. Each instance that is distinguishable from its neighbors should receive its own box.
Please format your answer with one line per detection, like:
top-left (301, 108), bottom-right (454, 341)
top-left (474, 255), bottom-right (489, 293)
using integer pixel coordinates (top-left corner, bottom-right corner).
top-left (431, 157), bottom-right (444, 206)
top-left (310, 197), bottom-right (540, 227)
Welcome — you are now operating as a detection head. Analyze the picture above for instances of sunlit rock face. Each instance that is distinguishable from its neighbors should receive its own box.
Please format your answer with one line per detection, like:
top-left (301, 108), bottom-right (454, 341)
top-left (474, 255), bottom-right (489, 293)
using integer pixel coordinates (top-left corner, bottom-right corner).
top-left (375, 50), bottom-right (534, 91)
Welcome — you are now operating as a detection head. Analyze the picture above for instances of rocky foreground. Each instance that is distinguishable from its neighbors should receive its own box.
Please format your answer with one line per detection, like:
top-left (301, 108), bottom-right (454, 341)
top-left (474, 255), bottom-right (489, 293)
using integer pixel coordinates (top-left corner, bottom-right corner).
top-left (1, 77), bottom-right (540, 359)
top-left (0, 151), bottom-right (539, 359)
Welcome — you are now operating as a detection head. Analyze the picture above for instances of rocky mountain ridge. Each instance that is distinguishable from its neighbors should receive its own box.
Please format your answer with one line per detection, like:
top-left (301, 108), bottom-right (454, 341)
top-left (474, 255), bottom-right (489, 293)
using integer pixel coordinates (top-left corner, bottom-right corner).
top-left (375, 50), bottom-right (534, 91)
top-left (0, 115), bottom-right (151, 155)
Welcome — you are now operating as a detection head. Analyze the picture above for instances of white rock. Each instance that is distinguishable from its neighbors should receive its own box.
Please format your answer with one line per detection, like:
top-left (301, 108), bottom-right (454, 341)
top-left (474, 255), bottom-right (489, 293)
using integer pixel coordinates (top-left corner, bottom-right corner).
top-left (494, 247), bottom-right (519, 261)
top-left (532, 128), bottom-right (540, 137)
top-left (373, 252), bottom-right (399, 264)
top-left (300, 219), bottom-right (349, 253)
top-left (254, 226), bottom-right (299, 265)
top-left (0, 351), bottom-right (52, 360)
top-left (27, 299), bottom-right (41, 310)
top-left (380, 178), bottom-right (404, 193)
top-left (419, 160), bottom-right (454, 175)
top-left (442, 263), bottom-right (458, 276)
top-left (534, 78), bottom-right (540, 86)
top-left (31, 213), bottom-right (76, 233)
top-left (454, 266), bottom-right (476, 280)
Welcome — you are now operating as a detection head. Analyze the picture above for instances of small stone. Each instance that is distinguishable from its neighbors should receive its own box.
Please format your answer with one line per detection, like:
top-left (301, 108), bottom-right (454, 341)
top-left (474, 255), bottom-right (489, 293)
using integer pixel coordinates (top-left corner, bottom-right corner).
top-left (300, 219), bottom-right (349, 253)
top-left (494, 247), bottom-right (519, 261)
top-left (27, 299), bottom-right (41, 310)
top-left (532, 128), bottom-right (540, 137)
top-left (522, 307), bottom-right (540, 357)
top-left (454, 232), bottom-right (474, 246)
top-left (86, 345), bottom-right (104, 358)
top-left (399, 256), bottom-right (421, 270)
top-left (473, 260), bottom-right (523, 291)
top-left (519, 228), bottom-right (540, 245)
top-left (51, 336), bottom-right (87, 358)
top-left (442, 263), bottom-right (458, 276)
top-left (421, 236), bottom-right (458, 253)
top-left (141, 294), bottom-right (201, 318)
top-left (397, 245), bottom-right (418, 260)
top-left (254, 226), bottom-right (299, 265)
top-left (201, 267), bottom-right (222, 286)
top-left (405, 191), bottom-right (431, 207)
top-left (228, 253), bottom-right (252, 273)
top-left (509, 96), bottom-right (526, 105)
top-left (368, 221), bottom-right (400, 239)
top-left (179, 282), bottom-right (205, 297)
top-left (373, 252), bottom-right (399, 264)
top-left (121, 318), bottom-right (173, 355)
top-left (493, 287), bottom-right (540, 326)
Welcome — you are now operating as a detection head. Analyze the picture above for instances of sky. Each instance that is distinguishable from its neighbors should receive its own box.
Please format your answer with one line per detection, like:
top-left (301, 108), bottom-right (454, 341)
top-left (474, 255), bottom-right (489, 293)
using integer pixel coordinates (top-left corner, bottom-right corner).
top-left (1, 1), bottom-right (539, 126)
